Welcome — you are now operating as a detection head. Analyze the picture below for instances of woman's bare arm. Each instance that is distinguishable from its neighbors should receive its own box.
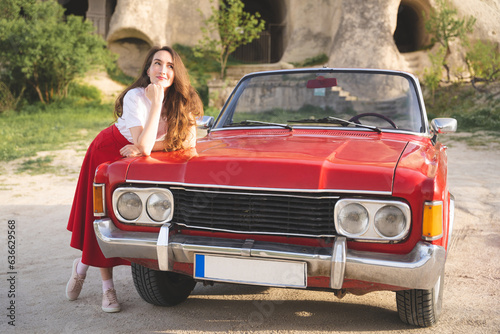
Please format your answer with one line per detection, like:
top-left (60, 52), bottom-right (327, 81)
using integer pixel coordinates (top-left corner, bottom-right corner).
top-left (120, 140), bottom-right (164, 157)
top-left (129, 84), bottom-right (164, 156)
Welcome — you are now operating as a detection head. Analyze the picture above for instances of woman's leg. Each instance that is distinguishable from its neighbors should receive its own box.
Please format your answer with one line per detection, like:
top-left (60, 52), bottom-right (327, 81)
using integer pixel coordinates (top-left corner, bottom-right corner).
top-left (100, 267), bottom-right (115, 292)
top-left (100, 267), bottom-right (121, 313)
top-left (100, 267), bottom-right (112, 281)
top-left (77, 259), bottom-right (89, 276)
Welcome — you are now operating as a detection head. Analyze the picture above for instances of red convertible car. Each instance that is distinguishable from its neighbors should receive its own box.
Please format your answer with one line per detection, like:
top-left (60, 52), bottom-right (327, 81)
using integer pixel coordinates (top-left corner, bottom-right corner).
top-left (93, 68), bottom-right (456, 327)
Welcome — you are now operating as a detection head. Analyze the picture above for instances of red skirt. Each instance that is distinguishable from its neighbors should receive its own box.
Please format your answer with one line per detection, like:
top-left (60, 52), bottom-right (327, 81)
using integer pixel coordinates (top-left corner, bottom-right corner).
top-left (67, 125), bottom-right (131, 268)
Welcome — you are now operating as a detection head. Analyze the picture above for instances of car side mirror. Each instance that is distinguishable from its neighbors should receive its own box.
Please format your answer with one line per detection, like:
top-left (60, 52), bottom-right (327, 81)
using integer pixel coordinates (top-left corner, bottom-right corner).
top-left (197, 116), bottom-right (214, 129)
top-left (430, 118), bottom-right (457, 134)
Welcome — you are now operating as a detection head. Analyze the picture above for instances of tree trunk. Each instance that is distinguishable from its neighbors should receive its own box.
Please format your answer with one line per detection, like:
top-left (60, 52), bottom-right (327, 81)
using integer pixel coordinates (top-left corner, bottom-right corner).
top-left (28, 80), bottom-right (45, 104)
top-left (30, 70), bottom-right (46, 104)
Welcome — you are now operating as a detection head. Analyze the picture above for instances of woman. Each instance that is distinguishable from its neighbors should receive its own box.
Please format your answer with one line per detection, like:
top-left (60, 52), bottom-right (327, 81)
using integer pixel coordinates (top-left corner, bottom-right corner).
top-left (66, 46), bottom-right (203, 312)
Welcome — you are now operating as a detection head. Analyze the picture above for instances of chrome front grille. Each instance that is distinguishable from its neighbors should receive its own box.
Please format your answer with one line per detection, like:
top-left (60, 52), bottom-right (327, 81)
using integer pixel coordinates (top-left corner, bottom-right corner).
top-left (170, 187), bottom-right (338, 237)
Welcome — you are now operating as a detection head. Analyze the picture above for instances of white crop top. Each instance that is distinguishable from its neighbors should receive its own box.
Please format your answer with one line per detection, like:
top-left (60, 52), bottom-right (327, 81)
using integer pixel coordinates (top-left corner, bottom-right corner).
top-left (115, 87), bottom-right (167, 143)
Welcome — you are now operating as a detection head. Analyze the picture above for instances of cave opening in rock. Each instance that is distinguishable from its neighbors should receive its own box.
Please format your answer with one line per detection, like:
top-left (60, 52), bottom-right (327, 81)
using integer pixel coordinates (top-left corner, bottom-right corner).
top-left (394, 1), bottom-right (430, 53)
top-left (394, 4), bottom-right (419, 53)
top-left (59, 0), bottom-right (88, 18)
top-left (231, 0), bottom-right (287, 64)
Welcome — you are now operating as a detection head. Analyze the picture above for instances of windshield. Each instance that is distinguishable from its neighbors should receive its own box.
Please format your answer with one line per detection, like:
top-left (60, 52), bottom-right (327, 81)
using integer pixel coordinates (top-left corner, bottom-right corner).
top-left (215, 70), bottom-right (425, 133)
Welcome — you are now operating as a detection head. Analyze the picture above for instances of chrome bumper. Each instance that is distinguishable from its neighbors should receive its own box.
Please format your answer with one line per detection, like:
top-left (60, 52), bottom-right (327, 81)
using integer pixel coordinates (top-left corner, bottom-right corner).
top-left (94, 219), bottom-right (445, 290)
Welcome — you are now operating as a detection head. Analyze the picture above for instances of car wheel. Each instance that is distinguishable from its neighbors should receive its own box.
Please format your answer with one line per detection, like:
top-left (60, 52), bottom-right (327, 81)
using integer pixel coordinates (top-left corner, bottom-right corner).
top-left (396, 268), bottom-right (444, 327)
top-left (131, 262), bottom-right (196, 306)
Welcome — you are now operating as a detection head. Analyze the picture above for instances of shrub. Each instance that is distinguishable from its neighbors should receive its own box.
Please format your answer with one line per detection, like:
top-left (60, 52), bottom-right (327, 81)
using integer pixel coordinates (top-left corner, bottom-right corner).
top-left (0, 82), bottom-right (20, 113)
top-left (454, 107), bottom-right (500, 130)
top-left (423, 46), bottom-right (447, 103)
top-left (424, 0), bottom-right (475, 82)
top-left (466, 40), bottom-right (500, 90)
top-left (425, 82), bottom-right (500, 131)
top-left (291, 54), bottom-right (329, 68)
top-left (0, 0), bottom-right (115, 104)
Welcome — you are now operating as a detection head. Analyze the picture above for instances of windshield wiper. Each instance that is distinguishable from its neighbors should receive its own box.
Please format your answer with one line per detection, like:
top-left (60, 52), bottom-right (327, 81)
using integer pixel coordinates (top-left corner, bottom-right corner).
top-left (224, 120), bottom-right (293, 130)
top-left (288, 116), bottom-right (381, 133)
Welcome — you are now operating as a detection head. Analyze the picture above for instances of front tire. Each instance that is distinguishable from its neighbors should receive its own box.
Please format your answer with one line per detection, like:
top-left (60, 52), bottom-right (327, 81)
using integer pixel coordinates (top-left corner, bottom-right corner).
top-left (131, 263), bottom-right (196, 306)
top-left (396, 269), bottom-right (444, 327)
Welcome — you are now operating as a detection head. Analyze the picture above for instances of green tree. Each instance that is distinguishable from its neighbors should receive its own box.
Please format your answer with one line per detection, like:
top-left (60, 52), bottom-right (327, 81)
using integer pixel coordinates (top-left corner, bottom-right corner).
top-left (424, 46), bottom-right (447, 104)
top-left (0, 0), bottom-right (114, 104)
top-left (196, 0), bottom-right (265, 79)
top-left (424, 0), bottom-right (475, 82)
top-left (466, 40), bottom-right (500, 91)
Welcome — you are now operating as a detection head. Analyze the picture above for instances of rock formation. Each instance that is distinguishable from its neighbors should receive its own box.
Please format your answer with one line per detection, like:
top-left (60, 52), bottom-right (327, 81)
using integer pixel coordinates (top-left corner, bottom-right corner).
top-left (63, 0), bottom-right (500, 78)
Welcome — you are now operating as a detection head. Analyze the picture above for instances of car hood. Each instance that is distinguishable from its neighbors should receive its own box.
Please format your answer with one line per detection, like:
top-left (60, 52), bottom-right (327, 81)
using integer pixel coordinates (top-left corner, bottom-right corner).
top-left (125, 131), bottom-right (408, 194)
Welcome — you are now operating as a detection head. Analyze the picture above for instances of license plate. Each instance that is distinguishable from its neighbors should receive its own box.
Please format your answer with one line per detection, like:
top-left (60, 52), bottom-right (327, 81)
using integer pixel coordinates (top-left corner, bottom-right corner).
top-left (194, 254), bottom-right (307, 288)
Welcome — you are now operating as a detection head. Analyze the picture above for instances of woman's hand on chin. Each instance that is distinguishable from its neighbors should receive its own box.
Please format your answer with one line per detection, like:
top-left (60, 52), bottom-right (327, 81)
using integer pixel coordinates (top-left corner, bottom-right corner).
top-left (145, 83), bottom-right (164, 104)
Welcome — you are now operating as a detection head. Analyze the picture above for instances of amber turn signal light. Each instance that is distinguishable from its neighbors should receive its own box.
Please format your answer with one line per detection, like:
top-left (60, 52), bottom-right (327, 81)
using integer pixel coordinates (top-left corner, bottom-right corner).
top-left (93, 183), bottom-right (106, 216)
top-left (422, 201), bottom-right (443, 241)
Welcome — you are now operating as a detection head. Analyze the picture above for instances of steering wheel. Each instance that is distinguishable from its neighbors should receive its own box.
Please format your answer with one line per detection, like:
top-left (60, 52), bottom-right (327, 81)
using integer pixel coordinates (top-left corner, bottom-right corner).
top-left (349, 113), bottom-right (397, 129)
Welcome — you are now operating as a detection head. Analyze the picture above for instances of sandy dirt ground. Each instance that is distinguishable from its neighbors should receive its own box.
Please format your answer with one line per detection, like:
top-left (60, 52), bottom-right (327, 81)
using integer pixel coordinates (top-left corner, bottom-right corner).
top-left (0, 129), bottom-right (499, 333)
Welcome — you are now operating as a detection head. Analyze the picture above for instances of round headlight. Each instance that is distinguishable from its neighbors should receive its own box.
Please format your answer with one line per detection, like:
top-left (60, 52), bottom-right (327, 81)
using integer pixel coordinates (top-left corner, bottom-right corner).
top-left (117, 192), bottom-right (142, 220)
top-left (338, 203), bottom-right (369, 236)
top-left (374, 205), bottom-right (407, 238)
top-left (146, 192), bottom-right (173, 222)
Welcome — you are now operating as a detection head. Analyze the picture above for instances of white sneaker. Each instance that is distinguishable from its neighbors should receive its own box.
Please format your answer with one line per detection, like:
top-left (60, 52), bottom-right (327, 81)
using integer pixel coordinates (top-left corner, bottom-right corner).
top-left (102, 288), bottom-right (121, 313)
top-left (66, 259), bottom-right (85, 301)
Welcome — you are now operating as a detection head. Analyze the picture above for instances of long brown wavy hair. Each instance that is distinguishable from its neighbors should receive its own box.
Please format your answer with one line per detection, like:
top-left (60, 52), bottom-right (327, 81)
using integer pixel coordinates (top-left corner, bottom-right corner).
top-left (114, 46), bottom-right (203, 151)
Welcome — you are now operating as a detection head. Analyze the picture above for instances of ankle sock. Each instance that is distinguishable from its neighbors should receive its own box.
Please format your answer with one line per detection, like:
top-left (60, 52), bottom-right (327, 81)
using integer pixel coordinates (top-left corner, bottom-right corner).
top-left (76, 260), bottom-right (89, 277)
top-left (102, 278), bottom-right (114, 293)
